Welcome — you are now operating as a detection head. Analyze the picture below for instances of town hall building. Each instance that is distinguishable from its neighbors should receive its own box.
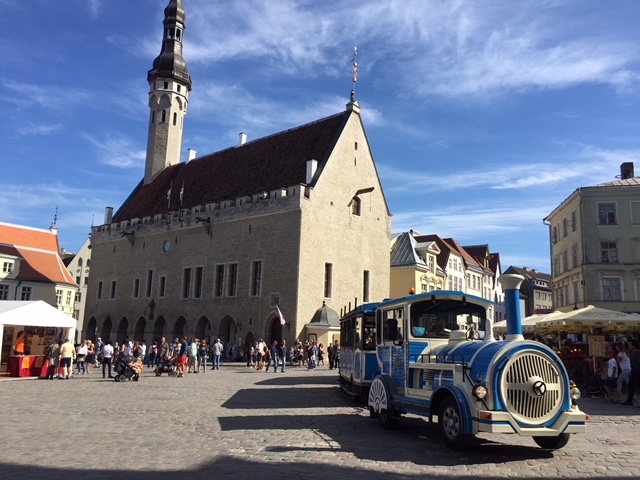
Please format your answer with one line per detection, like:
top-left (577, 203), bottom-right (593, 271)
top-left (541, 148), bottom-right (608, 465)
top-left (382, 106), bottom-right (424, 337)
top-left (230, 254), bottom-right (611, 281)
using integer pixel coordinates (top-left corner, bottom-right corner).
top-left (84, 0), bottom-right (392, 351)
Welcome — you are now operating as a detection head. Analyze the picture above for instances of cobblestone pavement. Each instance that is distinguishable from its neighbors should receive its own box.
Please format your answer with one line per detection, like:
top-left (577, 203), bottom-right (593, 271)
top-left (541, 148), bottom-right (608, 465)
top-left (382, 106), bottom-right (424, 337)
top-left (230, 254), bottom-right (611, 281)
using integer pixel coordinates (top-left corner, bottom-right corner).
top-left (0, 364), bottom-right (638, 479)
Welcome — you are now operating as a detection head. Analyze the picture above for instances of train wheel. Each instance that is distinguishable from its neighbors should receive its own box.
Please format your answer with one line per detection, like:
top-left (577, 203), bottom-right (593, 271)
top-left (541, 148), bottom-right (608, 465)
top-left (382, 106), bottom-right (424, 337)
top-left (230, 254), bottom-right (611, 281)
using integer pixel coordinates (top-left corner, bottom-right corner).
top-left (533, 433), bottom-right (570, 450)
top-left (438, 397), bottom-right (470, 450)
top-left (378, 408), bottom-right (399, 429)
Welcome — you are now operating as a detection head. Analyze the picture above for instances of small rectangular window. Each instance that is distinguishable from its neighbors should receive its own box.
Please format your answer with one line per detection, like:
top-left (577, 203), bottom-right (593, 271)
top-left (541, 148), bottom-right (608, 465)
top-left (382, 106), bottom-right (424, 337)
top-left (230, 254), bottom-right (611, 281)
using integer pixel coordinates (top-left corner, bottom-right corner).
top-left (182, 267), bottom-right (192, 298)
top-left (0, 284), bottom-right (9, 300)
top-left (251, 261), bottom-right (262, 296)
top-left (146, 270), bottom-right (154, 297)
top-left (111, 280), bottom-right (117, 299)
top-left (97, 281), bottom-right (103, 299)
top-left (194, 266), bottom-right (203, 299)
top-left (324, 263), bottom-right (333, 299)
top-left (21, 286), bottom-right (32, 301)
top-left (56, 289), bottom-right (63, 305)
top-left (133, 278), bottom-right (140, 298)
top-left (600, 241), bottom-right (618, 264)
top-left (602, 277), bottom-right (622, 301)
top-left (571, 210), bottom-right (577, 232)
top-left (363, 270), bottom-right (370, 303)
top-left (159, 276), bottom-right (166, 298)
top-left (2, 261), bottom-right (13, 274)
top-left (228, 263), bottom-right (238, 297)
top-left (66, 291), bottom-right (72, 306)
top-left (598, 203), bottom-right (617, 225)
top-left (215, 265), bottom-right (224, 298)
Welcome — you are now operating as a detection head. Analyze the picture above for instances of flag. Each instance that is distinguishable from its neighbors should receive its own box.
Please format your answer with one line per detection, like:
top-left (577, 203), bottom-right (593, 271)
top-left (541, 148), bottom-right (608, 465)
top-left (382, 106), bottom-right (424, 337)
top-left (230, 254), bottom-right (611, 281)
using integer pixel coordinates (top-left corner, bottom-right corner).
top-left (276, 304), bottom-right (286, 326)
top-left (167, 181), bottom-right (172, 209)
top-left (179, 181), bottom-right (184, 205)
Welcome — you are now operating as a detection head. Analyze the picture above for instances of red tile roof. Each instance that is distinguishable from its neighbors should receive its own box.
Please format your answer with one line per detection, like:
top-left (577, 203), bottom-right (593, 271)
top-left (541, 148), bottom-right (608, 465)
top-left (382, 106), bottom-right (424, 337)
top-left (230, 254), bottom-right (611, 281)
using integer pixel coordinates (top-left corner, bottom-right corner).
top-left (115, 110), bottom-right (351, 222)
top-left (0, 223), bottom-right (77, 285)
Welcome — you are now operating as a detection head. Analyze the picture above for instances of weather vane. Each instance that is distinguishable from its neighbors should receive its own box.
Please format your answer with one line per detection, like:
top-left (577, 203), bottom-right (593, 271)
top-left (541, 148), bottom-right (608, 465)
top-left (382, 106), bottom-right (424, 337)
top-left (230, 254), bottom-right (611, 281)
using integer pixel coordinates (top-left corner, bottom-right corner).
top-left (351, 46), bottom-right (358, 102)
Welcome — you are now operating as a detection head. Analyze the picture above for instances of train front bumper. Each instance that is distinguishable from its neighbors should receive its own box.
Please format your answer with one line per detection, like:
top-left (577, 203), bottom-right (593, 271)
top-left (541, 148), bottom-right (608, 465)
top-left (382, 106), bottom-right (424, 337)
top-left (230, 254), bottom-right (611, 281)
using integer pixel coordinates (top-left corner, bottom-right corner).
top-left (475, 406), bottom-right (588, 436)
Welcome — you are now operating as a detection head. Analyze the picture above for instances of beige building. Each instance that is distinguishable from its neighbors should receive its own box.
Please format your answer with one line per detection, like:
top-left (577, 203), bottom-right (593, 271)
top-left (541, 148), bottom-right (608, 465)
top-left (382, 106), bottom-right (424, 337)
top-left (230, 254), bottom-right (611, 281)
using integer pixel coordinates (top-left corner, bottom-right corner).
top-left (544, 162), bottom-right (640, 312)
top-left (62, 238), bottom-right (92, 341)
top-left (84, 0), bottom-right (391, 350)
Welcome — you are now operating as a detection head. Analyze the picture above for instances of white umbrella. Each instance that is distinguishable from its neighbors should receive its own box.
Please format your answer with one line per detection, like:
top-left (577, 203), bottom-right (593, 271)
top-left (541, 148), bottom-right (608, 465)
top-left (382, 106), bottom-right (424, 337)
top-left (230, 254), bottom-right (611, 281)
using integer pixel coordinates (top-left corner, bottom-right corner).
top-left (493, 314), bottom-right (545, 334)
top-left (534, 305), bottom-right (640, 333)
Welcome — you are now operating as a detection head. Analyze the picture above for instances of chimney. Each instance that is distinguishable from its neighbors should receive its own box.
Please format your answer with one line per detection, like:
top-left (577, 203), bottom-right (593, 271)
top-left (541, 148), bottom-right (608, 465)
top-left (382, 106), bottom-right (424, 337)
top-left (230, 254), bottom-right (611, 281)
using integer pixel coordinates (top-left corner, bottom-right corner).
top-left (187, 148), bottom-right (197, 162)
top-left (620, 162), bottom-right (634, 180)
top-left (498, 274), bottom-right (525, 341)
top-left (104, 207), bottom-right (113, 225)
top-left (306, 159), bottom-right (318, 184)
top-left (238, 132), bottom-right (247, 146)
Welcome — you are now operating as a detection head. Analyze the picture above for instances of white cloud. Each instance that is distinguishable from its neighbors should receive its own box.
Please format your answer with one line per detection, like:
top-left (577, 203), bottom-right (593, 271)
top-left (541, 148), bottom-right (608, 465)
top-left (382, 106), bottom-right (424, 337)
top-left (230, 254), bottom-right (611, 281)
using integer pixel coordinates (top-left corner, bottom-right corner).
top-left (82, 132), bottom-right (146, 169)
top-left (15, 122), bottom-right (62, 138)
top-left (1, 79), bottom-right (91, 110)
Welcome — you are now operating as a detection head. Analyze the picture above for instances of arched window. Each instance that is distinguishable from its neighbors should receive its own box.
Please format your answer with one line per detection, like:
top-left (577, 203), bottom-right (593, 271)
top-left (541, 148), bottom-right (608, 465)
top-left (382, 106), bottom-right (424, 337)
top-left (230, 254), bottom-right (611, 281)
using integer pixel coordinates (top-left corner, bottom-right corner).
top-left (77, 258), bottom-right (83, 267)
top-left (173, 112), bottom-right (177, 126)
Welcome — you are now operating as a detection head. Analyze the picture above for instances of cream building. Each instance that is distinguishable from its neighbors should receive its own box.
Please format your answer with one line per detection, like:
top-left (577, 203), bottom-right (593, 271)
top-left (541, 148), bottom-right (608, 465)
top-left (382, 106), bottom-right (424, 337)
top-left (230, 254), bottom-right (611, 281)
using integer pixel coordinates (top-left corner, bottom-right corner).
top-left (62, 238), bottom-right (92, 341)
top-left (84, 0), bottom-right (392, 350)
top-left (544, 162), bottom-right (640, 312)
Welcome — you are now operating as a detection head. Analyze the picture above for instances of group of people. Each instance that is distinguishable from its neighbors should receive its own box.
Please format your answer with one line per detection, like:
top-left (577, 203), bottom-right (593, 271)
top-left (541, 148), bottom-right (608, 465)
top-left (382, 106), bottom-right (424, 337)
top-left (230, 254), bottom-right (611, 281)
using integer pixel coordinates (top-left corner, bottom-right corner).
top-left (149, 336), bottom-right (224, 377)
top-left (603, 338), bottom-right (640, 406)
top-left (242, 338), bottom-right (340, 371)
top-left (44, 338), bottom-right (83, 380)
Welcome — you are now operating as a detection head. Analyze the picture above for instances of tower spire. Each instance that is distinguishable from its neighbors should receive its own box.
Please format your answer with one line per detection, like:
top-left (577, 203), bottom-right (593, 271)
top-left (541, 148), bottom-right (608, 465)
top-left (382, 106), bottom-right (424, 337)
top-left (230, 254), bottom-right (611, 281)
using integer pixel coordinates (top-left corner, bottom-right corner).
top-left (347, 46), bottom-right (361, 113)
top-left (144, 0), bottom-right (192, 184)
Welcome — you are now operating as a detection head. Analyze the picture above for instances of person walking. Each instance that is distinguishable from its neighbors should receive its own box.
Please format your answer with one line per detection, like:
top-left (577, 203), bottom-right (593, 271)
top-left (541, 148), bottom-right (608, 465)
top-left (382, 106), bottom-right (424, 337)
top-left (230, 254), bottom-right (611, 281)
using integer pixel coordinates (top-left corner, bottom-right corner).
top-left (266, 340), bottom-right (279, 372)
top-left (101, 340), bottom-right (114, 378)
top-left (622, 339), bottom-right (640, 405)
top-left (279, 339), bottom-right (287, 373)
top-left (617, 340), bottom-right (632, 401)
top-left (211, 339), bottom-right (223, 370)
top-left (46, 339), bottom-right (61, 380)
top-left (59, 338), bottom-right (76, 379)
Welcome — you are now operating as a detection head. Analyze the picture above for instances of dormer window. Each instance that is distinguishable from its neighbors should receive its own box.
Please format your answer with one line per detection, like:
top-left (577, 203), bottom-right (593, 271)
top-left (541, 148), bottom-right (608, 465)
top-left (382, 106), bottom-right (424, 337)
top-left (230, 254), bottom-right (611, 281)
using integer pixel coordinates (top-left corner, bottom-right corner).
top-left (351, 196), bottom-right (361, 216)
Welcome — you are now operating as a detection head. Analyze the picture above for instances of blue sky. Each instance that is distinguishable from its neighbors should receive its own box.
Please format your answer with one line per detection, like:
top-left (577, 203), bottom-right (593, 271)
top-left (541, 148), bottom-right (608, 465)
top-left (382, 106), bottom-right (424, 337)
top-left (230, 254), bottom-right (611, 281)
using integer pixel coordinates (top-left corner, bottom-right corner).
top-left (2, 0), bottom-right (640, 273)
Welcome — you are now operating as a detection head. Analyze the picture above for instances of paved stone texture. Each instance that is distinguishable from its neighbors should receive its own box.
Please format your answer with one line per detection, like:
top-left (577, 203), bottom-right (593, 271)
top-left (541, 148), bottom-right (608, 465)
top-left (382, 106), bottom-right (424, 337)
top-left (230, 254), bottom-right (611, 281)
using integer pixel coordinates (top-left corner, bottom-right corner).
top-left (0, 365), bottom-right (638, 479)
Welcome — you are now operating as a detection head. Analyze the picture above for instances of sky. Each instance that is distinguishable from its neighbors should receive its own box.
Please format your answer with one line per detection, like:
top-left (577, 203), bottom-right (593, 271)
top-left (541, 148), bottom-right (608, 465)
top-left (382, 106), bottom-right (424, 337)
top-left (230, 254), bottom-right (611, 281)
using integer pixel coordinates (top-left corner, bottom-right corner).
top-left (2, 0), bottom-right (640, 274)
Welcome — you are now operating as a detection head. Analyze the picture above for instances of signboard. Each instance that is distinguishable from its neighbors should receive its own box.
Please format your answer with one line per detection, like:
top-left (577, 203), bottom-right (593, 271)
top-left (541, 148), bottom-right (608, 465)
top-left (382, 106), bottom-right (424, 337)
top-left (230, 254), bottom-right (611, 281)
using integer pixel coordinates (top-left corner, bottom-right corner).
top-left (588, 335), bottom-right (606, 358)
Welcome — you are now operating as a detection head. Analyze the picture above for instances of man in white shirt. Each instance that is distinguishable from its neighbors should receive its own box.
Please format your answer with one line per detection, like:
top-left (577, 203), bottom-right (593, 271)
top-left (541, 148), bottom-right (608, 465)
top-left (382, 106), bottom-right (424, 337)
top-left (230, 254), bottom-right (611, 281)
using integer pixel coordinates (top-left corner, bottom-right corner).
top-left (101, 340), bottom-right (115, 379)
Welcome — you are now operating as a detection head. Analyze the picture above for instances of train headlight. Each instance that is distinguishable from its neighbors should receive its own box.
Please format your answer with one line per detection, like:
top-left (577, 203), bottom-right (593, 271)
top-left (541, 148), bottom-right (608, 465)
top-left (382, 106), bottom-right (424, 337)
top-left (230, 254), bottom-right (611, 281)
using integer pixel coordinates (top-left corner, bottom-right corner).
top-left (472, 384), bottom-right (487, 400)
top-left (569, 382), bottom-right (581, 401)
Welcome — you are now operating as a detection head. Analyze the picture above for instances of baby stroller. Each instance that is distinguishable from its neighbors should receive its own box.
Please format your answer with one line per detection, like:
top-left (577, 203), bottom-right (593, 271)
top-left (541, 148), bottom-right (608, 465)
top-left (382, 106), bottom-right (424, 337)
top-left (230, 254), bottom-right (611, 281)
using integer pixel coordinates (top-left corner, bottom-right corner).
top-left (580, 366), bottom-right (607, 398)
top-left (154, 355), bottom-right (179, 377)
top-left (114, 355), bottom-right (143, 382)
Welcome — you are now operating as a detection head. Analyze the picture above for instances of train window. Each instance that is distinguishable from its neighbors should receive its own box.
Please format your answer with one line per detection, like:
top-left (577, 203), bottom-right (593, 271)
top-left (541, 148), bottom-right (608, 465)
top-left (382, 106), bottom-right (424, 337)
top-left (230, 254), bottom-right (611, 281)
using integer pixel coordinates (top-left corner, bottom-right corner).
top-left (409, 299), bottom-right (486, 339)
top-left (382, 307), bottom-right (404, 342)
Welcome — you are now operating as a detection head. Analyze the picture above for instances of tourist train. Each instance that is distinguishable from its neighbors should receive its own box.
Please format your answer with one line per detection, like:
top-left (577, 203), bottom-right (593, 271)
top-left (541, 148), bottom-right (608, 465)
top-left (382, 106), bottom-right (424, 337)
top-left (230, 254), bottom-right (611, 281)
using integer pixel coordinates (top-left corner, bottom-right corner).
top-left (339, 274), bottom-right (587, 449)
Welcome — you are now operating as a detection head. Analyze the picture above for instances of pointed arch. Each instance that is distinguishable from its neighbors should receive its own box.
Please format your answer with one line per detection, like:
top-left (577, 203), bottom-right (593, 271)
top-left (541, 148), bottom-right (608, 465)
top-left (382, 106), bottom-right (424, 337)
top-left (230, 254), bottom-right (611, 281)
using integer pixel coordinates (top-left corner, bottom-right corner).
top-left (194, 315), bottom-right (211, 343)
top-left (101, 317), bottom-right (113, 342)
top-left (217, 315), bottom-right (238, 349)
top-left (133, 316), bottom-right (147, 342)
top-left (116, 317), bottom-right (129, 343)
top-left (153, 316), bottom-right (167, 342)
top-left (172, 316), bottom-right (188, 340)
top-left (84, 317), bottom-right (97, 342)
top-left (268, 316), bottom-right (284, 345)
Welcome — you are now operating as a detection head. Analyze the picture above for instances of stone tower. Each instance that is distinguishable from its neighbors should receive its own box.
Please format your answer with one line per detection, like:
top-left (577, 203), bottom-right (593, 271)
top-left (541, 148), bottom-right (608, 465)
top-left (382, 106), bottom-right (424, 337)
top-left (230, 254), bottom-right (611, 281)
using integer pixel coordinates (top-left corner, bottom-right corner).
top-left (144, 0), bottom-right (192, 184)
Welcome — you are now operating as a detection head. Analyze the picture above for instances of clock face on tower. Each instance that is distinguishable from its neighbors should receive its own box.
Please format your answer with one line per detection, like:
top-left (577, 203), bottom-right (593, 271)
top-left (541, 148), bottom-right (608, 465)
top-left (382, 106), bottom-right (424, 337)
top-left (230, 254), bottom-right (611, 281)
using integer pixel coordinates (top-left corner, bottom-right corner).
top-left (163, 241), bottom-right (171, 252)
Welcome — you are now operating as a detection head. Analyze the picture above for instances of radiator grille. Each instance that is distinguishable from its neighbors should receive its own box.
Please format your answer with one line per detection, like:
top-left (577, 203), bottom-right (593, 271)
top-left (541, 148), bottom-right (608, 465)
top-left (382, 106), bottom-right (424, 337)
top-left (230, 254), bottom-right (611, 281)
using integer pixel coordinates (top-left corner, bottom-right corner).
top-left (499, 350), bottom-right (564, 425)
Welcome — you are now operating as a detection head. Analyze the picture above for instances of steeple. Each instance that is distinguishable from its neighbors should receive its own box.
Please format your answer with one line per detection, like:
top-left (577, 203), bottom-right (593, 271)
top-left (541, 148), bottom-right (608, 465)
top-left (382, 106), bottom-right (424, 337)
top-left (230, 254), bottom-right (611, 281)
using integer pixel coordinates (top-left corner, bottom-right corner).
top-left (144, 0), bottom-right (192, 184)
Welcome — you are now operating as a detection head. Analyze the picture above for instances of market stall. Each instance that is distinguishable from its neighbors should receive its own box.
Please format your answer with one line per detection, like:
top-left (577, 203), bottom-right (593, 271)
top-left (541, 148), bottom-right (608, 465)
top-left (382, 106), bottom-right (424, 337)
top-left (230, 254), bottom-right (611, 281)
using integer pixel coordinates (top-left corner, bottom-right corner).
top-left (0, 301), bottom-right (76, 377)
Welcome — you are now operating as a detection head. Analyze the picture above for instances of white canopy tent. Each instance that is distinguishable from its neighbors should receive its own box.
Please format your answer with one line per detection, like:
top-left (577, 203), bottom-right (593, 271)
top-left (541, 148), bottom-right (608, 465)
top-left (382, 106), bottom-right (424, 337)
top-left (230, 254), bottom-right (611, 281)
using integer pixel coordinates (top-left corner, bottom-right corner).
top-left (535, 305), bottom-right (640, 334)
top-left (493, 314), bottom-right (545, 334)
top-left (0, 301), bottom-right (76, 359)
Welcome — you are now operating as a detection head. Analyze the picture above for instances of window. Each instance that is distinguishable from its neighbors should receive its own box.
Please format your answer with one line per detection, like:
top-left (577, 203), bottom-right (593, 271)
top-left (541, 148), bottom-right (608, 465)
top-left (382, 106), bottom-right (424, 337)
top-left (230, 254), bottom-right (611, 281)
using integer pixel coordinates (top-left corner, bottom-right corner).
top-left (598, 203), bottom-right (617, 225)
top-left (97, 281), bottom-right (103, 299)
top-left (3, 261), bottom-right (13, 274)
top-left (75, 276), bottom-right (81, 284)
top-left (571, 210), bottom-right (577, 232)
top-left (146, 270), bottom-right (154, 297)
top-left (428, 256), bottom-right (435, 273)
top-left (21, 286), bottom-right (32, 301)
top-left (173, 112), bottom-right (177, 126)
top-left (75, 292), bottom-right (82, 303)
top-left (631, 202), bottom-right (640, 225)
top-left (554, 256), bottom-right (560, 276)
top-left (110, 280), bottom-right (116, 299)
top-left (66, 291), bottom-right (72, 306)
top-left (163, 81), bottom-right (169, 89)
top-left (251, 261), bottom-right (262, 296)
top-left (133, 278), bottom-right (140, 298)
top-left (84, 277), bottom-right (89, 286)
top-left (77, 258), bottom-right (83, 267)
top-left (177, 84), bottom-right (181, 92)
top-left (562, 250), bottom-right (569, 271)
top-left (562, 218), bottom-right (568, 238)
top-left (572, 244), bottom-right (579, 268)
top-left (324, 263), bottom-right (333, 299)
top-left (56, 289), bottom-right (63, 305)
top-left (363, 270), bottom-right (370, 303)
top-left (159, 276), bottom-right (166, 298)
top-left (182, 267), bottom-right (192, 299)
top-left (351, 197), bottom-right (361, 216)
top-left (194, 266), bottom-right (203, 299)
top-left (161, 110), bottom-right (166, 123)
top-left (573, 281), bottom-right (579, 305)
top-left (552, 226), bottom-right (558, 244)
top-left (227, 263), bottom-right (238, 297)
top-left (602, 277), bottom-right (622, 301)
top-left (0, 284), bottom-right (9, 300)
top-left (600, 241), bottom-right (618, 264)
top-left (215, 265), bottom-right (224, 297)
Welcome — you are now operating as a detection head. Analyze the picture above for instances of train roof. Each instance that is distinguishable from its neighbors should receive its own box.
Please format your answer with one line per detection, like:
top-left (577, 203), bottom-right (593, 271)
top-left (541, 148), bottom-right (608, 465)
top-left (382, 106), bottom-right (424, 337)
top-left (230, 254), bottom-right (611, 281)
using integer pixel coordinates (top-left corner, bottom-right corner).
top-left (378, 290), bottom-right (494, 308)
top-left (340, 302), bottom-right (381, 319)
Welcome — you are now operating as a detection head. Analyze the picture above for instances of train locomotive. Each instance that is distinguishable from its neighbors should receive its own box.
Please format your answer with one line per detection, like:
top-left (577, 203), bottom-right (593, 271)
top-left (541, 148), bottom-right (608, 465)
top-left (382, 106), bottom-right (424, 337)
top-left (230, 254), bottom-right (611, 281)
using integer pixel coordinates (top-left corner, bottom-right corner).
top-left (366, 274), bottom-right (587, 449)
